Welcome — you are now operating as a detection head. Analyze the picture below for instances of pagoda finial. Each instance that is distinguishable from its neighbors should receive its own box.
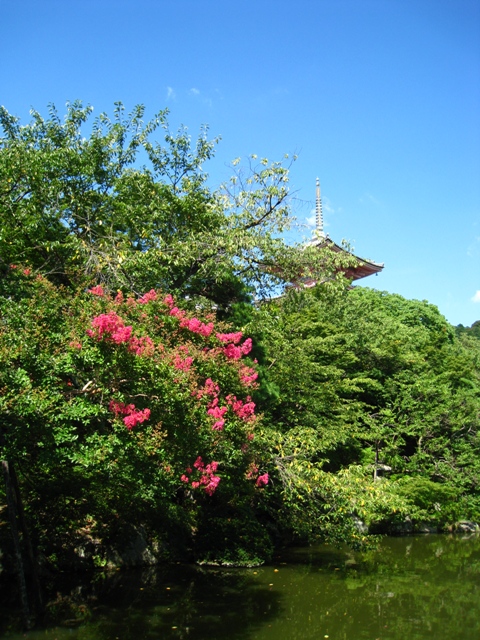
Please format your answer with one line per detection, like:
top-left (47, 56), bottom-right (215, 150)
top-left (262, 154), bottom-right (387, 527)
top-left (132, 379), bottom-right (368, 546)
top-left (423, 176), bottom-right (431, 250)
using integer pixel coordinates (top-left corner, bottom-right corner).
top-left (315, 177), bottom-right (325, 238)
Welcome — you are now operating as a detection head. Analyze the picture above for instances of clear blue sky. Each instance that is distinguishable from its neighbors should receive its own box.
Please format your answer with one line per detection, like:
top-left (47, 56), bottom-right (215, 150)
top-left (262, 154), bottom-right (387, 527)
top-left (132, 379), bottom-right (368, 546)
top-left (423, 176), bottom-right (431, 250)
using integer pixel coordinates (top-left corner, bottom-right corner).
top-left (2, 0), bottom-right (479, 326)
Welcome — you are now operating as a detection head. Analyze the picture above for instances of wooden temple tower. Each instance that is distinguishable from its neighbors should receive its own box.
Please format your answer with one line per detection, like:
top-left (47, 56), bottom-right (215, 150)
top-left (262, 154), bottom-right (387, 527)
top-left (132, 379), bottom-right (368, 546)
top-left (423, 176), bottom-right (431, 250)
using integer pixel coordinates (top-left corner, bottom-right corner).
top-left (299, 178), bottom-right (384, 288)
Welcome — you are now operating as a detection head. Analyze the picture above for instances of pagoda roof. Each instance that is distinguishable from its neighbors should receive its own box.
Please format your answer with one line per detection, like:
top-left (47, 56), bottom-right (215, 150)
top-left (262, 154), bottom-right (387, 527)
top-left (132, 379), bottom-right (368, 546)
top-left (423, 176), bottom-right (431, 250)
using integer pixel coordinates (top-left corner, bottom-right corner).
top-left (306, 236), bottom-right (384, 282)
top-left (301, 178), bottom-right (384, 285)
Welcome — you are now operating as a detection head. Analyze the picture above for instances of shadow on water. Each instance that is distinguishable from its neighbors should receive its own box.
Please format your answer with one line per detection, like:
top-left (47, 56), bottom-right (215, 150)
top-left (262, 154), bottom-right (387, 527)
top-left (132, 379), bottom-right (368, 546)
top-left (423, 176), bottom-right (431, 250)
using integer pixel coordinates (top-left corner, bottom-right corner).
top-left (0, 563), bottom-right (283, 640)
top-left (1, 534), bottom-right (480, 640)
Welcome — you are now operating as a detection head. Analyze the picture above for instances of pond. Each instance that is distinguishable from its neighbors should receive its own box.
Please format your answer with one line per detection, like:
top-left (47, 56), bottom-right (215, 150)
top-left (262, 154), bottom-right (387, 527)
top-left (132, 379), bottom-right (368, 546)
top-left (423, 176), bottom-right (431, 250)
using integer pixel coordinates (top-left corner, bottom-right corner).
top-left (1, 534), bottom-right (479, 640)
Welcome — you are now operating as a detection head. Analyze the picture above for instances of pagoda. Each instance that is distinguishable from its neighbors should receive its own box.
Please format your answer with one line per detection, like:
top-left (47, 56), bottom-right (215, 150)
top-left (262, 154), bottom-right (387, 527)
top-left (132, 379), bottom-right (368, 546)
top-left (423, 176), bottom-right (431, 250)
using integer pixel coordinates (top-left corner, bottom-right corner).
top-left (300, 178), bottom-right (384, 288)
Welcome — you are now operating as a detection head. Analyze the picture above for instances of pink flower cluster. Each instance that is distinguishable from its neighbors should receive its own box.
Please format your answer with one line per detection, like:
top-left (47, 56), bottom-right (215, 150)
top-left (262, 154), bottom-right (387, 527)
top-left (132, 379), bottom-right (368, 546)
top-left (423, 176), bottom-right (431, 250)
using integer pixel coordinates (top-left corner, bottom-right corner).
top-left (138, 289), bottom-right (157, 304)
top-left (179, 316), bottom-right (214, 337)
top-left (194, 378), bottom-right (256, 430)
top-left (109, 400), bottom-right (151, 430)
top-left (223, 338), bottom-right (253, 360)
top-left (216, 331), bottom-right (243, 344)
top-left (129, 335), bottom-right (155, 356)
top-left (169, 306), bottom-right (186, 320)
top-left (227, 394), bottom-right (256, 420)
top-left (245, 464), bottom-right (268, 487)
top-left (207, 397), bottom-right (228, 430)
top-left (89, 287), bottom-right (174, 308)
top-left (239, 365), bottom-right (258, 387)
top-left (163, 294), bottom-right (175, 308)
top-left (256, 473), bottom-right (269, 488)
top-left (88, 285), bottom-right (105, 297)
top-left (193, 378), bottom-right (220, 400)
top-left (87, 312), bottom-right (132, 343)
top-left (173, 353), bottom-right (194, 372)
top-left (181, 456), bottom-right (221, 496)
top-left (87, 312), bottom-right (154, 356)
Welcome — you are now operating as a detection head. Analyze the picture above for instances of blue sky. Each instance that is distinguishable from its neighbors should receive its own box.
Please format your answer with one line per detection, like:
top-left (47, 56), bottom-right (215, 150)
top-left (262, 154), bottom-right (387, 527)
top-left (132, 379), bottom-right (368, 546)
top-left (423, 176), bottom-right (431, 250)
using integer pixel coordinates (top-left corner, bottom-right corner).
top-left (2, 0), bottom-right (479, 326)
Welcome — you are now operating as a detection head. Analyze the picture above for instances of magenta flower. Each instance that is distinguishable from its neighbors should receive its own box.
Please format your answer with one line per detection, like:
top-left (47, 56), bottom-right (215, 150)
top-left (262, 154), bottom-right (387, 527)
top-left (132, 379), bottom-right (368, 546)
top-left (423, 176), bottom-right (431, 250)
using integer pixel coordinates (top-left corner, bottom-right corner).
top-left (88, 285), bottom-right (105, 297)
top-left (223, 343), bottom-right (242, 360)
top-left (227, 395), bottom-right (256, 420)
top-left (163, 294), bottom-right (175, 308)
top-left (173, 354), bottom-right (194, 371)
top-left (138, 289), bottom-right (158, 304)
top-left (129, 335), bottom-right (155, 356)
top-left (123, 408), bottom-right (151, 430)
top-left (109, 400), bottom-right (151, 430)
top-left (239, 365), bottom-right (258, 387)
top-left (216, 331), bottom-right (243, 344)
top-left (256, 473), bottom-right (269, 487)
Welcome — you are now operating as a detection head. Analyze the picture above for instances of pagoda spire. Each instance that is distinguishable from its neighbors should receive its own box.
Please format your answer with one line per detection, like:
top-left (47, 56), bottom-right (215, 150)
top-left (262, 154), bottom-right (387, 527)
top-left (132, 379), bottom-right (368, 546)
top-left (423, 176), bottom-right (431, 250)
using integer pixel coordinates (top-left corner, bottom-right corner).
top-left (315, 177), bottom-right (325, 238)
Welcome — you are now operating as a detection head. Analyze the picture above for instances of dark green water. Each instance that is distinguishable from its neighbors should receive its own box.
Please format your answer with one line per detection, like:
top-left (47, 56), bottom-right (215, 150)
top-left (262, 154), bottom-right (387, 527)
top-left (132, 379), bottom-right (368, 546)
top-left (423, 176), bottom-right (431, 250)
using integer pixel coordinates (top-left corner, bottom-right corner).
top-left (2, 534), bottom-right (479, 640)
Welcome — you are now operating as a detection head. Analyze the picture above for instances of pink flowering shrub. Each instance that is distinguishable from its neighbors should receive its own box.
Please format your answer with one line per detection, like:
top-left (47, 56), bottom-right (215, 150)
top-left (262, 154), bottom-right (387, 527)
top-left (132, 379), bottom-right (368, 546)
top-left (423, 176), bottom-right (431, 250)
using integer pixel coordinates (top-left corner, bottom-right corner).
top-left (1, 274), bottom-right (270, 565)
top-left (226, 395), bottom-right (256, 421)
top-left (128, 334), bottom-right (155, 357)
top-left (180, 316), bottom-right (214, 337)
top-left (223, 337), bottom-right (253, 360)
top-left (87, 310), bottom-right (155, 358)
top-left (173, 353), bottom-right (194, 371)
top-left (163, 294), bottom-right (175, 308)
top-left (82, 288), bottom-right (265, 502)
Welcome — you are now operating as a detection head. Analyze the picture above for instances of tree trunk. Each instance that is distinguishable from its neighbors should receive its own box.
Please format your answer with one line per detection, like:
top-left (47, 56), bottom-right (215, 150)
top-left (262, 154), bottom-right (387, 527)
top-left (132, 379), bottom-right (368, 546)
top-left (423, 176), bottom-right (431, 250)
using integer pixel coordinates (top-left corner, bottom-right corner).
top-left (10, 462), bottom-right (44, 611)
top-left (1, 457), bottom-right (33, 629)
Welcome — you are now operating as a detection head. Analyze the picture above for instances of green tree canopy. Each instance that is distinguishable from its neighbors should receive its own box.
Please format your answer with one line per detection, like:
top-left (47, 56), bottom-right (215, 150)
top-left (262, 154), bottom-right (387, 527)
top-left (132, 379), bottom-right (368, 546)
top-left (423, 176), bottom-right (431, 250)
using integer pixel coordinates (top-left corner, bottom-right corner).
top-left (0, 102), bottom-right (352, 308)
top-left (249, 286), bottom-right (480, 533)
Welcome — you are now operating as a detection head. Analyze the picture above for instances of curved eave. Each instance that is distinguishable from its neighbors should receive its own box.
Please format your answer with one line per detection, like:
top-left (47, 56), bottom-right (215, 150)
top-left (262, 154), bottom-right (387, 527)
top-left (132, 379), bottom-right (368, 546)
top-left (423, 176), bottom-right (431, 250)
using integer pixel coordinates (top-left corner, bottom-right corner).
top-left (308, 237), bottom-right (384, 281)
top-left (345, 260), bottom-right (384, 281)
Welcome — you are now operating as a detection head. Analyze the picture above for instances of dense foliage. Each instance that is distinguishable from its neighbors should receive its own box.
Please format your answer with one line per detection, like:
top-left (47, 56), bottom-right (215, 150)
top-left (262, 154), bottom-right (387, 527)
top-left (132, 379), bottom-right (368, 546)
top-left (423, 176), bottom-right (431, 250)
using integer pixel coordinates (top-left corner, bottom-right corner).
top-left (249, 287), bottom-right (480, 534)
top-left (0, 270), bottom-right (272, 566)
top-left (0, 101), bottom-right (350, 307)
top-left (0, 103), bottom-right (479, 612)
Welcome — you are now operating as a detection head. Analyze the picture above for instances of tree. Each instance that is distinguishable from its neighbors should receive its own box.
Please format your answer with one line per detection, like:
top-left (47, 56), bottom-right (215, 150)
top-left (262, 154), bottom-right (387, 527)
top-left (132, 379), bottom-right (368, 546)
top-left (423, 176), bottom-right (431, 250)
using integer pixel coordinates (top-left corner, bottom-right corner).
top-left (0, 102), bottom-right (350, 308)
top-left (0, 269), bottom-right (274, 575)
top-left (248, 286), bottom-right (480, 536)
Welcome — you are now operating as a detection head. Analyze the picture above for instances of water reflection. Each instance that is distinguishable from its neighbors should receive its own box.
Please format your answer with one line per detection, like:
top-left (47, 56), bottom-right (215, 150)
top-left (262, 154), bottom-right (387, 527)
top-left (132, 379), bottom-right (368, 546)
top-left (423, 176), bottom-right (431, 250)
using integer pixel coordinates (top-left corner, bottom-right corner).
top-left (1, 534), bottom-right (479, 640)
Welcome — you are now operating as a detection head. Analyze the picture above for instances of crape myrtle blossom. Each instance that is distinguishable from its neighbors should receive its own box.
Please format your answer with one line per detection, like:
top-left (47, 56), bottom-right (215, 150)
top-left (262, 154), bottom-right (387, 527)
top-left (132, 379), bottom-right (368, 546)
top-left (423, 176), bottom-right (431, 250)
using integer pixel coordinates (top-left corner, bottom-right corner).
top-left (109, 399), bottom-right (151, 430)
top-left (227, 394), bottom-right (256, 420)
top-left (223, 337), bottom-right (253, 360)
top-left (216, 331), bottom-right (243, 344)
top-left (88, 285), bottom-right (105, 297)
top-left (138, 289), bottom-right (158, 304)
top-left (128, 335), bottom-right (155, 356)
top-left (163, 294), bottom-right (175, 308)
top-left (169, 306), bottom-right (186, 320)
top-left (239, 364), bottom-right (258, 387)
top-left (256, 473), bottom-right (269, 488)
top-left (173, 353), bottom-right (194, 371)
top-left (179, 316), bottom-right (214, 337)
top-left (193, 377), bottom-right (220, 400)
top-left (169, 306), bottom-right (214, 337)
top-left (84, 286), bottom-right (265, 498)
top-left (87, 311), bottom-right (154, 356)
top-left (181, 456), bottom-right (221, 495)
top-left (246, 464), bottom-right (268, 487)
top-left (207, 397), bottom-right (228, 431)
